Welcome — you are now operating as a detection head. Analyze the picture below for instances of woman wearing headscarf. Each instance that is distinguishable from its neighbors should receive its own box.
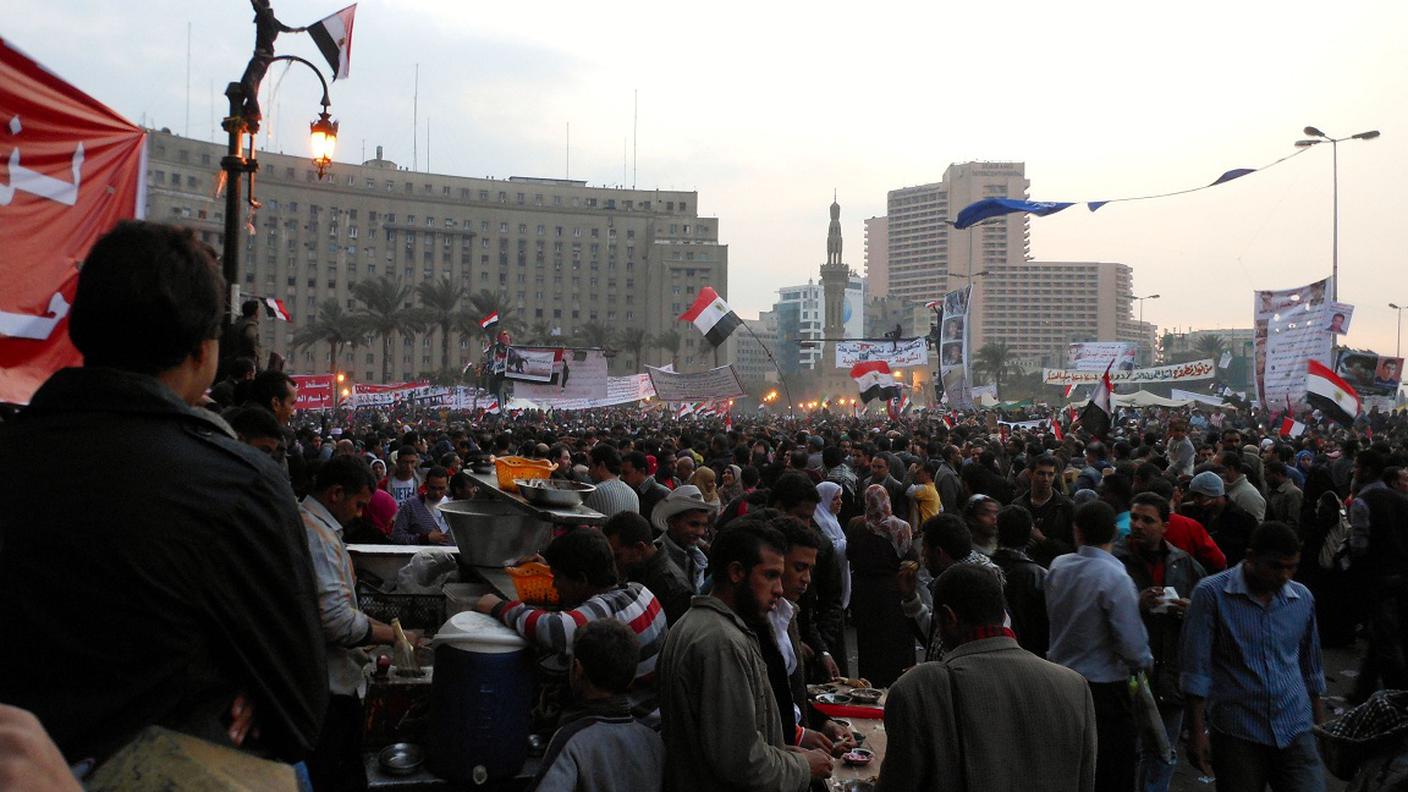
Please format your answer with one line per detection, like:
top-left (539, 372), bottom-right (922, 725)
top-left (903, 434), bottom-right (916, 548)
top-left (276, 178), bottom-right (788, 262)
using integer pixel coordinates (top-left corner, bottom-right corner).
top-left (718, 464), bottom-right (745, 507)
top-left (690, 467), bottom-right (720, 508)
top-left (845, 484), bottom-right (917, 688)
top-left (814, 481), bottom-right (851, 611)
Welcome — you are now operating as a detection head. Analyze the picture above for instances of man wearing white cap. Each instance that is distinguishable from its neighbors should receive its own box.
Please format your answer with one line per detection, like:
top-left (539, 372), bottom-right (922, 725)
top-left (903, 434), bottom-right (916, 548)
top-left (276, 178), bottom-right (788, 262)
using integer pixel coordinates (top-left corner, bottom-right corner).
top-left (654, 485), bottom-right (718, 593)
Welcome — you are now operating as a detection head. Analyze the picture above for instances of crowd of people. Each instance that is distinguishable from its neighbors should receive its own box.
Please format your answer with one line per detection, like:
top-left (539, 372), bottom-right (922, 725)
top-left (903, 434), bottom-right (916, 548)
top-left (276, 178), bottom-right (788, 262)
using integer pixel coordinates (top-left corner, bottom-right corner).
top-left (2, 221), bottom-right (1407, 792)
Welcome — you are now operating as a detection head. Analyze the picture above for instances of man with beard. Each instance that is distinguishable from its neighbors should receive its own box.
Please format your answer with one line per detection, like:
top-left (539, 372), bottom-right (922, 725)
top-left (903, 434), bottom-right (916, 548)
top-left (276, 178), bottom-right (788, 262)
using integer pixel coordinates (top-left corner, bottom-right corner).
top-left (1018, 454), bottom-right (1076, 567)
top-left (658, 523), bottom-right (833, 792)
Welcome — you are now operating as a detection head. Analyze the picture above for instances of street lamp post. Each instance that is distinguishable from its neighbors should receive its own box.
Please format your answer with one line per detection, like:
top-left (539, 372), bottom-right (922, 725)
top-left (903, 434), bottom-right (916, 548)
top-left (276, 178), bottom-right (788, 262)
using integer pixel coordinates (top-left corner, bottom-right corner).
top-left (222, 9), bottom-right (339, 327)
top-left (1295, 126), bottom-right (1380, 302)
top-left (1391, 302), bottom-right (1405, 358)
top-left (1133, 294), bottom-right (1160, 364)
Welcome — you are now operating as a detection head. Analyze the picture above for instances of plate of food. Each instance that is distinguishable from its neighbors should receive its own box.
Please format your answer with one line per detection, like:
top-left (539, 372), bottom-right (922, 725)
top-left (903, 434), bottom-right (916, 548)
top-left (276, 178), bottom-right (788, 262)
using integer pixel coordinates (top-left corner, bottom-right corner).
top-left (815, 692), bottom-right (853, 706)
top-left (848, 687), bottom-right (883, 704)
top-left (842, 748), bottom-right (875, 767)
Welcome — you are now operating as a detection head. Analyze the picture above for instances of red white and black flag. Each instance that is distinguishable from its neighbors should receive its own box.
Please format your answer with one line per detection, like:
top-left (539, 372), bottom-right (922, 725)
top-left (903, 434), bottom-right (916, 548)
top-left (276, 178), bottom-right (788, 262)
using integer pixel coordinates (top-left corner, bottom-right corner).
top-left (479, 311), bottom-right (499, 330)
top-left (263, 297), bottom-right (291, 321)
top-left (678, 287), bottom-right (742, 347)
top-left (852, 360), bottom-right (900, 404)
top-left (1078, 360), bottom-right (1115, 438)
top-left (1306, 359), bottom-right (1360, 427)
top-left (308, 4), bottom-right (357, 80)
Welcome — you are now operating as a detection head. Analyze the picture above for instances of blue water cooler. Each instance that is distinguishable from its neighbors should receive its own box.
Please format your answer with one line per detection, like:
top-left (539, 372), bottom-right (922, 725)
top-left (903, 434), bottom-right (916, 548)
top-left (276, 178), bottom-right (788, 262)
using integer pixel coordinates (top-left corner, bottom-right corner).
top-left (427, 611), bottom-right (535, 783)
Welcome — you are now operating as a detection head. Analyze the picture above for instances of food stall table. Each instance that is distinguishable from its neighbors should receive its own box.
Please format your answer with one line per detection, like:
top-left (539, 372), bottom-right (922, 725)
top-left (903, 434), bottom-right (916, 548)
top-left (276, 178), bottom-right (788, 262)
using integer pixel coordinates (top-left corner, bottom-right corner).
top-left (466, 473), bottom-right (606, 526)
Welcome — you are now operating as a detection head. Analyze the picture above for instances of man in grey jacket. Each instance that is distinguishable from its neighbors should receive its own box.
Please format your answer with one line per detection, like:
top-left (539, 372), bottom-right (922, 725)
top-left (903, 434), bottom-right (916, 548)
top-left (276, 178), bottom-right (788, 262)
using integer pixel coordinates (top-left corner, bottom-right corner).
top-left (657, 523), bottom-right (832, 791)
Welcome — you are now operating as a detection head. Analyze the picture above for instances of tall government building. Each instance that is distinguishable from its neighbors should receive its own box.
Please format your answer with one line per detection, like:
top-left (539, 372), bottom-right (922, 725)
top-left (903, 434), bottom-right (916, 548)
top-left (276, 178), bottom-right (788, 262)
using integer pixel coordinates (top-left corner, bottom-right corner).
top-left (142, 129), bottom-right (728, 381)
top-left (871, 161), bottom-right (1153, 368)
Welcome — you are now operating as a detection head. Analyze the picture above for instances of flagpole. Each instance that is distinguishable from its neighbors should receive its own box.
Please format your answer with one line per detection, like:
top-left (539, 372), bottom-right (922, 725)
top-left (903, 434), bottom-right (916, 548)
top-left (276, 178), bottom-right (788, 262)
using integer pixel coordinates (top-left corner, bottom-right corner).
top-left (742, 320), bottom-right (794, 414)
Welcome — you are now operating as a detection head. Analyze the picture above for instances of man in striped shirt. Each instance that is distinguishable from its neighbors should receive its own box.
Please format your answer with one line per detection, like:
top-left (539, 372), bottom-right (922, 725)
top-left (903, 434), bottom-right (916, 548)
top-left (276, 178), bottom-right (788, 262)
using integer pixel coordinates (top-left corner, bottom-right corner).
top-left (476, 529), bottom-right (666, 719)
top-left (1180, 522), bottom-right (1327, 791)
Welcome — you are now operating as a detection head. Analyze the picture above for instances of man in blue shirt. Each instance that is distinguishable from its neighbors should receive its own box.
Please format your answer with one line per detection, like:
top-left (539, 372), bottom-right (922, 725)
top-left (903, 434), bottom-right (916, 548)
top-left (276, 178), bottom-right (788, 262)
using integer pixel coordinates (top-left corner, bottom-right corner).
top-left (1180, 522), bottom-right (1327, 792)
top-left (1047, 501), bottom-right (1153, 792)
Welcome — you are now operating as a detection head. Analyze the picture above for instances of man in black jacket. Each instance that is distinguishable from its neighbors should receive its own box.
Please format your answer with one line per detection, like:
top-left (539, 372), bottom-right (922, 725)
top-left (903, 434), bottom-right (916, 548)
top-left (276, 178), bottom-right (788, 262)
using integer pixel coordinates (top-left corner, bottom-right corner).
top-left (1017, 454), bottom-right (1076, 567)
top-left (0, 222), bottom-right (328, 766)
top-left (622, 451), bottom-right (670, 523)
top-left (992, 505), bottom-right (1049, 657)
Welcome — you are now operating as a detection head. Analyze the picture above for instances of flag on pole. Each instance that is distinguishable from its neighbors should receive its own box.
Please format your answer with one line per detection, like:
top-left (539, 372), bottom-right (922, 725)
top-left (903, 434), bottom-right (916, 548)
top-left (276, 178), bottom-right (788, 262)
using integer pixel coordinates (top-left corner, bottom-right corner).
top-left (480, 311), bottom-right (499, 330)
top-left (678, 287), bottom-right (742, 347)
top-left (1279, 417), bottom-right (1306, 438)
top-left (851, 360), bottom-right (901, 404)
top-left (262, 297), bottom-right (291, 321)
top-left (1062, 382), bottom-right (1076, 400)
top-left (308, 4), bottom-right (358, 79)
top-left (1051, 417), bottom-right (1065, 441)
top-left (484, 399), bottom-right (500, 415)
top-left (1078, 360), bottom-right (1115, 438)
top-left (1305, 359), bottom-right (1360, 426)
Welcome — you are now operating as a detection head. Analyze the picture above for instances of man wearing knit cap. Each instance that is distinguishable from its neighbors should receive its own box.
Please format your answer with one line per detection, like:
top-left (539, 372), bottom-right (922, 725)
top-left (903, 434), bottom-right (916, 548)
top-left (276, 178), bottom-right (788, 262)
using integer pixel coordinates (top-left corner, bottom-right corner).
top-left (1182, 471), bottom-right (1258, 563)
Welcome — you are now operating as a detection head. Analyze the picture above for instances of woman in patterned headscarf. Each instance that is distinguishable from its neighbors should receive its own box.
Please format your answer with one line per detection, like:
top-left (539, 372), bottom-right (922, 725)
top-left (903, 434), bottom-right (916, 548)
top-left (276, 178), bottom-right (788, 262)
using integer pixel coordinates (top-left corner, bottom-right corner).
top-left (845, 484), bottom-right (917, 688)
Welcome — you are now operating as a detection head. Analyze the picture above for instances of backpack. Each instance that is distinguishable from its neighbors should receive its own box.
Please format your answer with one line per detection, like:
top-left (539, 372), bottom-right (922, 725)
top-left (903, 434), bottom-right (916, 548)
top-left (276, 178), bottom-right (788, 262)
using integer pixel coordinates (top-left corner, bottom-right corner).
top-left (1319, 501), bottom-right (1352, 572)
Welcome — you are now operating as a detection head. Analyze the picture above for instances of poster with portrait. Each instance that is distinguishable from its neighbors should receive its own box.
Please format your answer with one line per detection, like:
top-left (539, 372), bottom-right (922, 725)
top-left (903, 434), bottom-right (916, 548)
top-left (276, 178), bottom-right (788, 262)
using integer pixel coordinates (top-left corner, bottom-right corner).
top-left (1252, 277), bottom-right (1331, 404)
top-left (938, 285), bottom-right (973, 409)
top-left (503, 346), bottom-right (561, 383)
top-left (1335, 349), bottom-right (1403, 410)
top-left (1324, 302), bottom-right (1355, 334)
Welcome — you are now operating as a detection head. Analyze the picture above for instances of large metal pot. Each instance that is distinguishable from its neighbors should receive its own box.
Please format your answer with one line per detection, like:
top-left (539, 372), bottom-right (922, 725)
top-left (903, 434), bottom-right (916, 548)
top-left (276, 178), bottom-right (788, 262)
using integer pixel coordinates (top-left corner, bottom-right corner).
top-left (439, 500), bottom-right (553, 567)
top-left (514, 479), bottom-right (596, 508)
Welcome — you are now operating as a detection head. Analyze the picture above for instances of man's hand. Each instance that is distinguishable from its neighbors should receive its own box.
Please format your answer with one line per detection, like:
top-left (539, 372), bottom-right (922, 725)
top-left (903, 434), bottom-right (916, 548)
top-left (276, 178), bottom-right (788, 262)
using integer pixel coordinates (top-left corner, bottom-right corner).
top-left (819, 652), bottom-right (841, 681)
top-left (797, 728), bottom-right (834, 755)
top-left (788, 746), bottom-right (834, 780)
top-left (0, 704), bottom-right (81, 792)
top-left (474, 593), bottom-right (504, 614)
top-left (227, 693), bottom-right (256, 746)
top-left (427, 530), bottom-right (453, 546)
top-left (820, 720), bottom-right (854, 754)
top-left (1138, 586), bottom-right (1162, 613)
top-left (897, 560), bottom-right (920, 599)
top-left (1029, 525), bottom-right (1047, 543)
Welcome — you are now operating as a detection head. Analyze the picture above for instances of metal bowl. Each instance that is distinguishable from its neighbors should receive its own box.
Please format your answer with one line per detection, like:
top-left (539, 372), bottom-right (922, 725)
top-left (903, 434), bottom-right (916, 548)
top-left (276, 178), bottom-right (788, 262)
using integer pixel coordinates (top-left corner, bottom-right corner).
top-left (849, 688), bottom-right (883, 704)
top-left (377, 742), bottom-right (425, 776)
top-left (440, 500), bottom-right (554, 567)
top-left (514, 478), bottom-right (596, 508)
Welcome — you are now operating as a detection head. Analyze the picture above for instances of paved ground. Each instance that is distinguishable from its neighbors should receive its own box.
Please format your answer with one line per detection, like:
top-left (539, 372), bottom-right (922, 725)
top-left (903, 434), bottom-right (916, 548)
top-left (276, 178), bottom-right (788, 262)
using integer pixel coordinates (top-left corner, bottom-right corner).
top-left (839, 625), bottom-right (1367, 791)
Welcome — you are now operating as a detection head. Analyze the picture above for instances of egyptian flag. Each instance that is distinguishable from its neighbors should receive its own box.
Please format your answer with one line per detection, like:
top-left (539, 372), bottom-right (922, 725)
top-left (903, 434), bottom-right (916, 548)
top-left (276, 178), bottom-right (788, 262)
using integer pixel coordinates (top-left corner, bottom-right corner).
top-left (308, 4), bottom-right (357, 80)
top-left (887, 394), bottom-right (911, 420)
top-left (1062, 382), bottom-right (1076, 400)
top-left (942, 412), bottom-right (955, 429)
top-left (1078, 361), bottom-right (1114, 438)
top-left (480, 311), bottom-right (499, 330)
top-left (1279, 417), bottom-right (1306, 438)
top-left (679, 287), bottom-right (742, 347)
top-left (852, 360), bottom-right (900, 404)
top-left (263, 297), bottom-right (291, 321)
top-left (484, 399), bottom-right (500, 415)
top-left (1306, 359), bottom-right (1360, 427)
top-left (1051, 417), bottom-right (1064, 441)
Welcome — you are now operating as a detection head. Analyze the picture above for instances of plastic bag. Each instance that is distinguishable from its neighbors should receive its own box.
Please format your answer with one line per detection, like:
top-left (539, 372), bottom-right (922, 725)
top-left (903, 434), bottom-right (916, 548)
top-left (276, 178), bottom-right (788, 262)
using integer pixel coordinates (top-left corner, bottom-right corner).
top-left (393, 550), bottom-right (459, 594)
top-left (1132, 672), bottom-right (1173, 763)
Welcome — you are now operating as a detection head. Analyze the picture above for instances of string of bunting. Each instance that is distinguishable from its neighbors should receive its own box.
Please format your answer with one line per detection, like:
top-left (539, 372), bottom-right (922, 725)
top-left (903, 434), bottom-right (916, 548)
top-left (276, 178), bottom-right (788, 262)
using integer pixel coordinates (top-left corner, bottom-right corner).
top-left (952, 147), bottom-right (1311, 229)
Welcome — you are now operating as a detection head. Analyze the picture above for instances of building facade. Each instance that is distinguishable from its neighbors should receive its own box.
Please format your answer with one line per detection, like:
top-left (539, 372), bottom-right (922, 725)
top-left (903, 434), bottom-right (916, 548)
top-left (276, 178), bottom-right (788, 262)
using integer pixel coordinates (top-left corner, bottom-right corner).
top-left (1163, 328), bottom-right (1255, 391)
top-left (142, 129), bottom-right (728, 381)
top-left (863, 215), bottom-right (889, 299)
top-left (733, 311), bottom-right (779, 391)
top-left (772, 278), bottom-right (865, 372)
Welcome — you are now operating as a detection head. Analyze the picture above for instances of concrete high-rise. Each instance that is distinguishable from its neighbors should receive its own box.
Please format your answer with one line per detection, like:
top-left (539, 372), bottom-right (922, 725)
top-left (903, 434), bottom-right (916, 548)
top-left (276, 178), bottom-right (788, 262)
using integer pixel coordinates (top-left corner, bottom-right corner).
top-left (863, 216), bottom-right (889, 298)
top-left (141, 129), bottom-right (728, 381)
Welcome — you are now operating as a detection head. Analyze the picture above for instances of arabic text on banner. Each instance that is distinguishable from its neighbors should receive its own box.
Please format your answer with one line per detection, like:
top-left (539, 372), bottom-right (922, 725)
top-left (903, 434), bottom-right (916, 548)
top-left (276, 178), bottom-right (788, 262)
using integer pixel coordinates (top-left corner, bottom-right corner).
top-left (646, 365), bottom-right (746, 403)
top-left (543, 374), bottom-right (657, 410)
top-left (290, 374), bottom-right (336, 410)
top-left (1066, 342), bottom-right (1137, 372)
top-left (1263, 307), bottom-right (1333, 409)
top-left (835, 338), bottom-right (930, 368)
top-left (1251, 277), bottom-right (1331, 404)
top-left (1042, 359), bottom-right (1217, 385)
top-left (938, 286), bottom-right (973, 409)
top-left (517, 349), bottom-right (609, 402)
top-left (1169, 388), bottom-right (1229, 408)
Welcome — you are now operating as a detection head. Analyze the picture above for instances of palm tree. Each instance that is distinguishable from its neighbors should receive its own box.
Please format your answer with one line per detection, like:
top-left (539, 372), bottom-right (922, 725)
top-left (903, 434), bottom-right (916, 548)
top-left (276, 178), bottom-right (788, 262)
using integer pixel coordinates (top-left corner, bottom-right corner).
top-left (652, 329), bottom-right (683, 370)
top-left (575, 320), bottom-right (617, 351)
top-left (416, 275), bottom-right (466, 372)
top-left (618, 327), bottom-right (649, 372)
top-left (351, 275), bottom-right (423, 382)
top-left (974, 342), bottom-right (1017, 398)
top-left (291, 301), bottom-right (368, 374)
top-left (462, 289), bottom-right (521, 340)
top-left (524, 320), bottom-right (553, 345)
top-left (1194, 334), bottom-right (1226, 362)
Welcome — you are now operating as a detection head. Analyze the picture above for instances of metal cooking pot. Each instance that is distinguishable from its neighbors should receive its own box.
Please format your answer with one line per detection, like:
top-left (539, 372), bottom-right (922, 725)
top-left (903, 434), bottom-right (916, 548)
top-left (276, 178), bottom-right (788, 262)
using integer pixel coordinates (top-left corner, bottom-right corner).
top-left (440, 500), bottom-right (553, 567)
top-left (514, 479), bottom-right (596, 508)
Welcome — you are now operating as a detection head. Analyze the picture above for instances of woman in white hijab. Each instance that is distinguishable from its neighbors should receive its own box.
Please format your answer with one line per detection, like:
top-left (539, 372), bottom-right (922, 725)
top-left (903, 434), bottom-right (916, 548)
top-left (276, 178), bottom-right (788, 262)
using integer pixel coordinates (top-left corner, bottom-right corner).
top-left (814, 481), bottom-right (851, 610)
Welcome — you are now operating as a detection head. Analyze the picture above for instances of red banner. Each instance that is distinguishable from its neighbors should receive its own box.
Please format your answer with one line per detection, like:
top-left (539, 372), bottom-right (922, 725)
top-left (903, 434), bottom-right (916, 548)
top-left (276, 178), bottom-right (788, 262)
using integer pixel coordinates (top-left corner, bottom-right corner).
top-left (0, 38), bottom-right (147, 404)
top-left (290, 374), bottom-right (336, 411)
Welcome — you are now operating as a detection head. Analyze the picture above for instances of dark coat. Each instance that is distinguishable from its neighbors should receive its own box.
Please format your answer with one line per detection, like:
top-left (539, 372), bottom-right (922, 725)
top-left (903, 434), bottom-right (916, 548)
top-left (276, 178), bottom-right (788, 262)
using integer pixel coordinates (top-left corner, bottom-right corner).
top-left (1113, 539), bottom-right (1207, 704)
top-left (632, 545), bottom-right (694, 626)
top-left (992, 547), bottom-right (1049, 657)
top-left (634, 475), bottom-right (671, 523)
top-left (0, 368), bottom-right (328, 763)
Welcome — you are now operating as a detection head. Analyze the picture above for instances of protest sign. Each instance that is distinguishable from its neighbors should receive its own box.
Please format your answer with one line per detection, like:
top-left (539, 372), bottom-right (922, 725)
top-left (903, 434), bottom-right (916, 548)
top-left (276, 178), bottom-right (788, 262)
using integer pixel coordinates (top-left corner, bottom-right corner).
top-left (1066, 342), bottom-right (1137, 372)
top-left (503, 347), bottom-right (560, 383)
top-left (647, 365), bottom-right (745, 403)
top-left (290, 374), bottom-right (335, 410)
top-left (1263, 307), bottom-right (1333, 409)
top-left (1252, 277), bottom-right (1331, 404)
top-left (1043, 359), bottom-right (1216, 385)
top-left (835, 338), bottom-right (929, 368)
top-left (1324, 303), bottom-right (1354, 334)
top-left (1335, 350), bottom-right (1403, 411)
top-left (1169, 388), bottom-right (1228, 408)
top-left (551, 374), bottom-right (656, 410)
top-left (0, 40), bottom-right (148, 404)
top-left (517, 348), bottom-right (609, 402)
top-left (938, 286), bottom-right (973, 409)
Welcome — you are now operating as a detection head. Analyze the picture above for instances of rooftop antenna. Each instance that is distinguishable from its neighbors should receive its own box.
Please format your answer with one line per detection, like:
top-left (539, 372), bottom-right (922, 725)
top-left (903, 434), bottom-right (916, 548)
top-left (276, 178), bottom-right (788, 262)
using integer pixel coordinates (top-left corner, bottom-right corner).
top-left (412, 64), bottom-right (419, 170)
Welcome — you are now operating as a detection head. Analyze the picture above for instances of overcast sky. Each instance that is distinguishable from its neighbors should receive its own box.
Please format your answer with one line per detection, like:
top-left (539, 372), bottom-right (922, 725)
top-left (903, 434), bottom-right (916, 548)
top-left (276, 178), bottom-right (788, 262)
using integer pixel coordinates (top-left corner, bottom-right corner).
top-left (10, 0), bottom-right (1408, 356)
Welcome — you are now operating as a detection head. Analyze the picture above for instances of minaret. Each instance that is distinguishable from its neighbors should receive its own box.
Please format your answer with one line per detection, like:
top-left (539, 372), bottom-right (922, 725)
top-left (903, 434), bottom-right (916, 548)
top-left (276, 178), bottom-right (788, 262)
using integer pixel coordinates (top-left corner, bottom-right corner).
top-left (820, 192), bottom-right (849, 394)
